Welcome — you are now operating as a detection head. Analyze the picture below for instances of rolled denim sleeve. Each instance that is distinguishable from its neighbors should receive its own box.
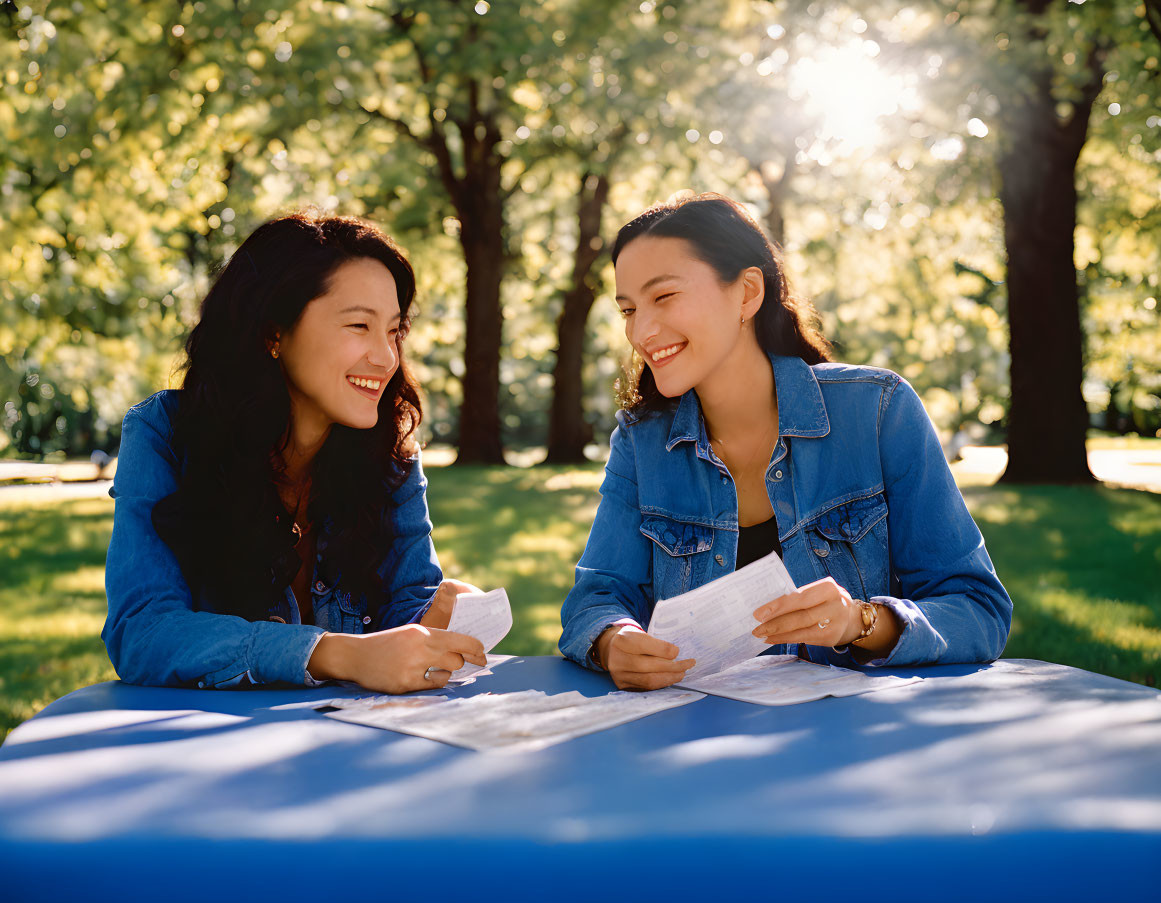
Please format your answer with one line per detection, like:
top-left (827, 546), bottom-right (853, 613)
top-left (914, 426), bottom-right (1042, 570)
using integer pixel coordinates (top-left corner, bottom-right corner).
top-left (374, 454), bottom-right (443, 629)
top-left (559, 421), bottom-right (653, 668)
top-left (864, 377), bottom-right (1013, 666)
top-left (102, 402), bottom-right (326, 689)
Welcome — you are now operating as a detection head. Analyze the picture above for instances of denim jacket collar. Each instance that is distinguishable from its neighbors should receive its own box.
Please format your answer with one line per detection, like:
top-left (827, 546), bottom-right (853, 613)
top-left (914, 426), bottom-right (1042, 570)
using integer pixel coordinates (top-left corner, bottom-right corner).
top-left (664, 354), bottom-right (831, 454)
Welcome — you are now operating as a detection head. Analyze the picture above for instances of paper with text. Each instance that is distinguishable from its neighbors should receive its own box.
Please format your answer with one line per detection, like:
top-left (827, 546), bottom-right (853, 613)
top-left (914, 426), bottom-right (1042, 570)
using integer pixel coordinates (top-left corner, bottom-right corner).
top-left (647, 549), bottom-right (796, 680)
top-left (319, 687), bottom-right (704, 752)
top-left (447, 588), bottom-right (512, 680)
top-left (680, 654), bottom-right (922, 705)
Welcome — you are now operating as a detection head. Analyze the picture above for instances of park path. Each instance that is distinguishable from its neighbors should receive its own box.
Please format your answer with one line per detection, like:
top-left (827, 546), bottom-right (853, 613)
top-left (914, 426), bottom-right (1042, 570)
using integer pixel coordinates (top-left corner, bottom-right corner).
top-left (2, 447), bottom-right (1160, 503)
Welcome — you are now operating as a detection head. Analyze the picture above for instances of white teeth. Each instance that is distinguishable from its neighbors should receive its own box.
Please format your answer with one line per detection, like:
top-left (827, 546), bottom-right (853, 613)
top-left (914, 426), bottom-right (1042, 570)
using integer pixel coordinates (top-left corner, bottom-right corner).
top-left (651, 344), bottom-right (684, 362)
top-left (348, 377), bottom-right (381, 390)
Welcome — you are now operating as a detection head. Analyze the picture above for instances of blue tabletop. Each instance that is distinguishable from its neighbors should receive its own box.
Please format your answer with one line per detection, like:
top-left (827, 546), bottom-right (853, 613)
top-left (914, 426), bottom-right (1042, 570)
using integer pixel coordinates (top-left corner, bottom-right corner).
top-left (1, 656), bottom-right (1159, 902)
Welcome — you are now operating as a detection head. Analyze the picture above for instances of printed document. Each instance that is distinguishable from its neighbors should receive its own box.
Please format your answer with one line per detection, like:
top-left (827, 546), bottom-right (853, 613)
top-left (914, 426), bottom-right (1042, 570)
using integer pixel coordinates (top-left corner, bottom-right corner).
top-left (447, 588), bottom-right (513, 680)
top-left (319, 687), bottom-right (704, 752)
top-left (647, 548), bottom-right (795, 680)
top-left (680, 654), bottom-right (922, 705)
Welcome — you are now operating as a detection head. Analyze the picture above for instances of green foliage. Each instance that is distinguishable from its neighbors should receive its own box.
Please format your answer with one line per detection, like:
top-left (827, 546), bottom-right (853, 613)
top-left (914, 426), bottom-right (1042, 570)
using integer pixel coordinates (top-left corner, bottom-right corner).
top-left (2, 0), bottom-right (1159, 455)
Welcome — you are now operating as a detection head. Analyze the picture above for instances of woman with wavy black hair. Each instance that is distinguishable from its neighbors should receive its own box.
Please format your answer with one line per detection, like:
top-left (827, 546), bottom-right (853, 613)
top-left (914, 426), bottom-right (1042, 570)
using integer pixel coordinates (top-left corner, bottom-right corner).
top-left (559, 193), bottom-right (1012, 689)
top-left (103, 213), bottom-right (485, 693)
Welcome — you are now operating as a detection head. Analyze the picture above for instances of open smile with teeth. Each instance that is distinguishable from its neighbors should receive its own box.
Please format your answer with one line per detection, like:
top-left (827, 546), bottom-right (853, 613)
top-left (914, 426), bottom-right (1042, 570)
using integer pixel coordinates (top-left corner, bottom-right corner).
top-left (650, 342), bottom-right (686, 363)
top-left (347, 376), bottom-right (382, 392)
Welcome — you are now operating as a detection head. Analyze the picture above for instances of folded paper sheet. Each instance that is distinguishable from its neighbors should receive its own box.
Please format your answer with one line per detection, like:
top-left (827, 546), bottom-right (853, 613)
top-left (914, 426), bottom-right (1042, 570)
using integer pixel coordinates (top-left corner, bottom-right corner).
top-left (647, 549), bottom-right (795, 680)
top-left (446, 588), bottom-right (513, 681)
top-left (319, 686), bottom-right (704, 752)
top-left (679, 654), bottom-right (922, 705)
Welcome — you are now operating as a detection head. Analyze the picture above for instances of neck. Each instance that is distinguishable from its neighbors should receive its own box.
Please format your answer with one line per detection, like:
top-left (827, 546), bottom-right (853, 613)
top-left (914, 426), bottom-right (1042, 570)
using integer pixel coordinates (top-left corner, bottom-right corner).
top-left (280, 413), bottom-right (331, 488)
top-left (696, 337), bottom-right (778, 444)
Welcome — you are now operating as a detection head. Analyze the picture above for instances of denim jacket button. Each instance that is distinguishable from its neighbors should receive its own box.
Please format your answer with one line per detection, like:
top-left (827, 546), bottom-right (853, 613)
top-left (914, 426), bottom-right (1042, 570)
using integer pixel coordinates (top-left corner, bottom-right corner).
top-left (314, 580), bottom-right (326, 593)
top-left (715, 554), bottom-right (725, 565)
top-left (362, 615), bottom-right (372, 625)
top-left (814, 547), bottom-right (829, 558)
top-left (774, 470), bottom-right (783, 479)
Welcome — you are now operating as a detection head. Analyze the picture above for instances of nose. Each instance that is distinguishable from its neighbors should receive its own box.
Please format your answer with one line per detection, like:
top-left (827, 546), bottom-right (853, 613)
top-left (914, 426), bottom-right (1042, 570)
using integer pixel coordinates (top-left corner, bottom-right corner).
top-left (628, 305), bottom-right (659, 351)
top-left (367, 329), bottom-right (398, 374)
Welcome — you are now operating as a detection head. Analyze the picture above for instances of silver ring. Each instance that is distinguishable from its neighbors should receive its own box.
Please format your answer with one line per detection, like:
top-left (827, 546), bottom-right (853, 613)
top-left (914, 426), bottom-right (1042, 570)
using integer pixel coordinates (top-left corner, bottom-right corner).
top-left (817, 618), bottom-right (831, 630)
top-left (423, 666), bottom-right (440, 681)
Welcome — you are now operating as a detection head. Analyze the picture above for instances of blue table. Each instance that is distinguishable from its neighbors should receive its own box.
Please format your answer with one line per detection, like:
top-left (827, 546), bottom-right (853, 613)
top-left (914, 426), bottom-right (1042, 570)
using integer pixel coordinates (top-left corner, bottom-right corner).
top-left (1, 656), bottom-right (1158, 902)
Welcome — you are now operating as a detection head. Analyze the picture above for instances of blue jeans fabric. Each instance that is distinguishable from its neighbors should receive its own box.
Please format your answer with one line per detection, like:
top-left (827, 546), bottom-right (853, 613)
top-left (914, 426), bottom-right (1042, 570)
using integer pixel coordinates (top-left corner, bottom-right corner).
top-left (559, 355), bottom-right (1013, 670)
top-left (102, 391), bottom-right (442, 689)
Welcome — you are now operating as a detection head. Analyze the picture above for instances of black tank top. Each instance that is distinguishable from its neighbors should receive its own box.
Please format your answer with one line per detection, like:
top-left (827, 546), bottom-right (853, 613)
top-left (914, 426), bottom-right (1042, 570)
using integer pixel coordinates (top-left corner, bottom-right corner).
top-left (736, 514), bottom-right (782, 568)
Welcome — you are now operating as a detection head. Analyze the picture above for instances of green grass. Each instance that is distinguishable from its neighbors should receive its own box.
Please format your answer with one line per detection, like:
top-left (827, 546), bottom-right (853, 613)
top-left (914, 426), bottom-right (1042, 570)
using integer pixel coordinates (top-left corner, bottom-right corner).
top-left (2, 465), bottom-right (1159, 743)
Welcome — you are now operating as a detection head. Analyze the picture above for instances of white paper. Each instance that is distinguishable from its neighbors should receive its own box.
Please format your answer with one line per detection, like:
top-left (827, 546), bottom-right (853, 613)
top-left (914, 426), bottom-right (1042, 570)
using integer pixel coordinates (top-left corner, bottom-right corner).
top-left (679, 654), bottom-right (922, 705)
top-left (446, 588), bottom-right (513, 680)
top-left (647, 549), bottom-right (796, 680)
top-left (319, 687), bottom-right (705, 752)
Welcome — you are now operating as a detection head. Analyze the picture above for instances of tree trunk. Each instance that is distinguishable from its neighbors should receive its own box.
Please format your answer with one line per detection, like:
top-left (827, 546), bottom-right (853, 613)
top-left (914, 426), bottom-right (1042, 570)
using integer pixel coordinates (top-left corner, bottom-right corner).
top-left (456, 210), bottom-right (506, 464)
top-left (997, 5), bottom-right (1100, 484)
top-left (545, 172), bottom-right (611, 463)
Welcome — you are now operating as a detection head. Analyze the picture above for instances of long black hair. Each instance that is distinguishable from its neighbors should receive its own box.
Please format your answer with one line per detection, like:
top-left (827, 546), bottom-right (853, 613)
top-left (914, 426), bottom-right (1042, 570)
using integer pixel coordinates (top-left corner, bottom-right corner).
top-left (152, 213), bottom-right (423, 620)
top-left (610, 193), bottom-right (832, 412)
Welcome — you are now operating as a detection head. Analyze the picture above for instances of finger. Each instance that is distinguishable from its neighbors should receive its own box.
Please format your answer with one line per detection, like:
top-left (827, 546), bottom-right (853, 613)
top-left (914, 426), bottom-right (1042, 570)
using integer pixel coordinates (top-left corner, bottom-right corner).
top-left (753, 578), bottom-right (842, 622)
top-left (616, 669), bottom-right (687, 691)
top-left (436, 630), bottom-right (488, 665)
top-left (754, 601), bottom-right (832, 639)
top-left (617, 630), bottom-right (681, 659)
top-left (426, 669), bottom-right (452, 689)
top-left (608, 650), bottom-right (695, 674)
top-left (435, 650), bottom-right (467, 673)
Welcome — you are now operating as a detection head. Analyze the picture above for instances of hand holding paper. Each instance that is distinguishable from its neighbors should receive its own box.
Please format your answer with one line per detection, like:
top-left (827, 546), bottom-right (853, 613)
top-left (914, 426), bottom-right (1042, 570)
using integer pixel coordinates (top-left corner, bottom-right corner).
top-left (445, 588), bottom-right (513, 680)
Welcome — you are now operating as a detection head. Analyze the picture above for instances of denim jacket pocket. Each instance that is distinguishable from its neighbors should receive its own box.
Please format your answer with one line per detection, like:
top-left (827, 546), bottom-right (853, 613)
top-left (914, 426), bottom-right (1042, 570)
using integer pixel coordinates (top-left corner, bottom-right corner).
top-left (334, 590), bottom-right (369, 635)
top-left (806, 493), bottom-right (889, 601)
top-left (640, 514), bottom-right (714, 596)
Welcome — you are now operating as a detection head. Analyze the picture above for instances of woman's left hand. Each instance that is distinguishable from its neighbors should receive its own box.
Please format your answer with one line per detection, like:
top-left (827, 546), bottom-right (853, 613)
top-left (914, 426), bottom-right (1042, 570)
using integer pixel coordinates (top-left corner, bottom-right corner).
top-left (419, 578), bottom-right (479, 630)
top-left (751, 577), bottom-right (862, 647)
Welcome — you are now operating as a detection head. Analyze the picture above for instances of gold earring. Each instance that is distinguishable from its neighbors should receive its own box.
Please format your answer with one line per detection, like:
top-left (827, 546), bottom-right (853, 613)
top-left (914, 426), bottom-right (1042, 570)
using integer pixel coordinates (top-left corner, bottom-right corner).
top-left (271, 346), bottom-right (279, 359)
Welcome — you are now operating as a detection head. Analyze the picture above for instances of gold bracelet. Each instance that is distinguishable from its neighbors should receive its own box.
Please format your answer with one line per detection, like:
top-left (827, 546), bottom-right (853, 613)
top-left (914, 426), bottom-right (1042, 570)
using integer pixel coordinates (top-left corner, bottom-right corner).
top-left (853, 601), bottom-right (877, 643)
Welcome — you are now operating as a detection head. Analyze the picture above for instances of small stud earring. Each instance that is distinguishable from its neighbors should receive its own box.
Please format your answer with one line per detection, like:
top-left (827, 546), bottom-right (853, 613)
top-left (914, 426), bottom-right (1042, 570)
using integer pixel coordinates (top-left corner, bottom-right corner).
top-left (741, 316), bottom-right (746, 325)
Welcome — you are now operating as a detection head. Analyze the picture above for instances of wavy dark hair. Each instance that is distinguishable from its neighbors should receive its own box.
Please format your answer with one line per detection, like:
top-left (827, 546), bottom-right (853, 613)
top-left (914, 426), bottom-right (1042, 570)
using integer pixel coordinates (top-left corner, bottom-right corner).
top-left (611, 193), bottom-right (832, 412)
top-left (152, 213), bottom-right (423, 622)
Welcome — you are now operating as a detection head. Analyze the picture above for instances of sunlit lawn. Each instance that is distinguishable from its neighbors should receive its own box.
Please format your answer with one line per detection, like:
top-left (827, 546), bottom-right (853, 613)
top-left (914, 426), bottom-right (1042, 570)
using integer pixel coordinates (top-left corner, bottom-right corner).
top-left (2, 460), bottom-right (1159, 742)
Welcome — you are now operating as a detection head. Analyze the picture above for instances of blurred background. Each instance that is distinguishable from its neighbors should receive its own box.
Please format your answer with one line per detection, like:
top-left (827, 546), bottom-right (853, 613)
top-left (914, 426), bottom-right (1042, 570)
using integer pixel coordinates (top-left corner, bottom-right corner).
top-left (2, 0), bottom-right (1159, 735)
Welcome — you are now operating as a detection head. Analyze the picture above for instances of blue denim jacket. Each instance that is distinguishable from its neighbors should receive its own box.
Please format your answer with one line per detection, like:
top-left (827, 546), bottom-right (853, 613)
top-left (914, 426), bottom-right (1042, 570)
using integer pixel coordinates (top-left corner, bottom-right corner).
top-left (559, 355), bottom-right (1012, 670)
top-left (102, 390), bottom-right (442, 689)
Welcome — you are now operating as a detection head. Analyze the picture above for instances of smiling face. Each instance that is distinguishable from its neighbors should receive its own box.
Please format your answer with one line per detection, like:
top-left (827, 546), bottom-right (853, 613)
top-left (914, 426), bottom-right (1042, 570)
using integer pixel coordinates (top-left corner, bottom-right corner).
top-left (275, 256), bottom-right (404, 441)
top-left (615, 236), bottom-right (764, 399)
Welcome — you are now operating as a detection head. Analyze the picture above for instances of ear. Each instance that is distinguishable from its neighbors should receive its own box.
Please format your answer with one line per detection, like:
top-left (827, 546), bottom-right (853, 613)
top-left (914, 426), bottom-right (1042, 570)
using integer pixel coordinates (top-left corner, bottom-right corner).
top-left (739, 266), bottom-right (765, 322)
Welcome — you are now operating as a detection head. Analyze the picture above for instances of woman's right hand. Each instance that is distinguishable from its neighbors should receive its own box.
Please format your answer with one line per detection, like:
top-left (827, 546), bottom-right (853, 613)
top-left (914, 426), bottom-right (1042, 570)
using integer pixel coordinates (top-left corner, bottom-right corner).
top-left (308, 625), bottom-right (487, 694)
top-left (595, 624), bottom-right (695, 691)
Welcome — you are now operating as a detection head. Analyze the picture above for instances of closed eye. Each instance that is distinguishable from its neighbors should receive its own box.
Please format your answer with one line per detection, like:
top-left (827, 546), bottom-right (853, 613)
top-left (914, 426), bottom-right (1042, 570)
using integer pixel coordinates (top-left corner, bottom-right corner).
top-left (655, 292), bottom-right (676, 302)
top-left (347, 323), bottom-right (369, 330)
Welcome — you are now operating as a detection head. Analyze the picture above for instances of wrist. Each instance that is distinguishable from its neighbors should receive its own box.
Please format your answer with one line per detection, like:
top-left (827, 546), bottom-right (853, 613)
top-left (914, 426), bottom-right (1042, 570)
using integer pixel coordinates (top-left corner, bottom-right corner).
top-left (592, 626), bottom-right (618, 670)
top-left (307, 632), bottom-right (358, 682)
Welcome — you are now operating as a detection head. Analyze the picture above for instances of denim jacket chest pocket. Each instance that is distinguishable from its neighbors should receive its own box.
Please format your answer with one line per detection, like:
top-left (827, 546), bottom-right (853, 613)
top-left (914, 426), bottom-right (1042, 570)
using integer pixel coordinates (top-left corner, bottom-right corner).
top-left (804, 493), bottom-right (889, 602)
top-left (325, 588), bottom-right (370, 634)
top-left (640, 514), bottom-right (715, 598)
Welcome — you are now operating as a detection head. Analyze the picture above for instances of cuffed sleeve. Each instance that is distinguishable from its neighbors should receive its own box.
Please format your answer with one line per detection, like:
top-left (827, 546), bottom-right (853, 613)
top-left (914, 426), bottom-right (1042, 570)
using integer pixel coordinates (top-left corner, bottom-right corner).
top-left (373, 453), bottom-right (443, 630)
top-left (860, 377), bottom-right (1013, 666)
top-left (559, 420), bottom-right (654, 668)
top-left (102, 399), bottom-right (326, 689)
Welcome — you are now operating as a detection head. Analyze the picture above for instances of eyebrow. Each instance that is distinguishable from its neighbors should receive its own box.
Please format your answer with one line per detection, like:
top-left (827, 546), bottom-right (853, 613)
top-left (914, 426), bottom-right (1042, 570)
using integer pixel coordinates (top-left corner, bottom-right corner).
top-left (615, 274), bottom-right (681, 303)
top-left (338, 306), bottom-right (401, 321)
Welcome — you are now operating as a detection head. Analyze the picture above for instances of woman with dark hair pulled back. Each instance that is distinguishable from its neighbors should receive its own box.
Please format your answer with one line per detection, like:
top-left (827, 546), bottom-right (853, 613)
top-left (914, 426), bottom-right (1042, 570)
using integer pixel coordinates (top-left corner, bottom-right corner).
top-left (103, 213), bottom-right (485, 693)
top-left (559, 193), bottom-right (1012, 689)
